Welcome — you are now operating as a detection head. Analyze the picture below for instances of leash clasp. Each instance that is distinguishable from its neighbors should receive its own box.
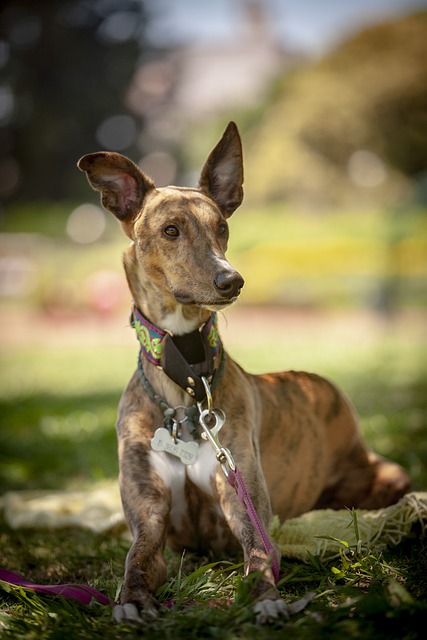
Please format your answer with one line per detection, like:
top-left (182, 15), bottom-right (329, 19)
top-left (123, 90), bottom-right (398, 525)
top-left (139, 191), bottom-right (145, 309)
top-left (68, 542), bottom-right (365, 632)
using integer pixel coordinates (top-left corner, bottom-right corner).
top-left (198, 409), bottom-right (235, 477)
top-left (198, 376), bottom-right (235, 476)
top-left (200, 376), bottom-right (213, 413)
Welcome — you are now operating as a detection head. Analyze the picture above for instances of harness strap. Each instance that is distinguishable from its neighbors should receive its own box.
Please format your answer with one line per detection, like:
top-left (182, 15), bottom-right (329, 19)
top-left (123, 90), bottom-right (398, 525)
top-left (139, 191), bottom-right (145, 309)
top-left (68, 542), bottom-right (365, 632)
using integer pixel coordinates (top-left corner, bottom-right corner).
top-left (161, 334), bottom-right (212, 402)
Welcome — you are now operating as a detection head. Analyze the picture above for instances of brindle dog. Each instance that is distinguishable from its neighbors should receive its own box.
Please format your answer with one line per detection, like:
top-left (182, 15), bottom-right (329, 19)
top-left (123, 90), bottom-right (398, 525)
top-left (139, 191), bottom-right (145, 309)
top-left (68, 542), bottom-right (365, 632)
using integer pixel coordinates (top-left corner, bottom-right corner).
top-left (78, 122), bottom-right (409, 624)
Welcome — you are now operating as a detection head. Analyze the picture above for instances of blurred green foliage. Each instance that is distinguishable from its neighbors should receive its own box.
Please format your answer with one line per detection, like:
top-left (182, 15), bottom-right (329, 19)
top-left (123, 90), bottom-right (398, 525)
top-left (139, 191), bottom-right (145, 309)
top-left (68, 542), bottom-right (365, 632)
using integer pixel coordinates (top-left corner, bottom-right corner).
top-left (228, 205), bottom-right (427, 307)
top-left (239, 11), bottom-right (427, 210)
top-left (1, 200), bottom-right (425, 310)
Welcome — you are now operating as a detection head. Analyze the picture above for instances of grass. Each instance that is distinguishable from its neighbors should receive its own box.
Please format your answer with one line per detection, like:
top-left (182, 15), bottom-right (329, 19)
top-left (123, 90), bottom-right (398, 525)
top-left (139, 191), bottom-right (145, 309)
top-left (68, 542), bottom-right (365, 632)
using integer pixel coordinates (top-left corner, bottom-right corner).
top-left (1, 526), bottom-right (426, 639)
top-left (0, 310), bottom-right (427, 638)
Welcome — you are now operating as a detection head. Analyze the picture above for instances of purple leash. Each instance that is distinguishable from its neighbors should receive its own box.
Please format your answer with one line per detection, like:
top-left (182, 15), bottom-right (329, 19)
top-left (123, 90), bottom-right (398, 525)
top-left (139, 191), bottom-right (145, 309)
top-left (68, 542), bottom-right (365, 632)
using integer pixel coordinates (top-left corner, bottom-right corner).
top-left (227, 468), bottom-right (280, 583)
top-left (0, 568), bottom-right (112, 606)
top-left (198, 400), bottom-right (280, 585)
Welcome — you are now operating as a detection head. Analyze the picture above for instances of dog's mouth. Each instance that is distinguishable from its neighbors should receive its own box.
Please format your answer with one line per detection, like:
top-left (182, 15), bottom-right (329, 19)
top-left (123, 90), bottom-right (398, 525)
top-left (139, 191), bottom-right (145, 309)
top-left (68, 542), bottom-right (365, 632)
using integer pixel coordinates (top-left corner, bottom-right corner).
top-left (201, 299), bottom-right (239, 312)
top-left (174, 292), bottom-right (240, 310)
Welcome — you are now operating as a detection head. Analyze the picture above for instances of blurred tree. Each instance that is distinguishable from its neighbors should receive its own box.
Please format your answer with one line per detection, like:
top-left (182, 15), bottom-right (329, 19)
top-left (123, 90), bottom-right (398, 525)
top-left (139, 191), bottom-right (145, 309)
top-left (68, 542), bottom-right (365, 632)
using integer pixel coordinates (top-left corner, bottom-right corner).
top-left (243, 11), bottom-right (427, 210)
top-left (306, 12), bottom-right (427, 178)
top-left (0, 0), bottom-right (147, 204)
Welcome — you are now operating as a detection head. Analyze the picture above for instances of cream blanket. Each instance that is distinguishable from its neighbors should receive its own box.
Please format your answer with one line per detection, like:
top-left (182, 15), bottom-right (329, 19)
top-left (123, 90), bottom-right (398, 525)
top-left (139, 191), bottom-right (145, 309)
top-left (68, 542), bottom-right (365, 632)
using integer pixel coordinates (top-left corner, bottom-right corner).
top-left (270, 491), bottom-right (427, 560)
top-left (1, 486), bottom-right (426, 561)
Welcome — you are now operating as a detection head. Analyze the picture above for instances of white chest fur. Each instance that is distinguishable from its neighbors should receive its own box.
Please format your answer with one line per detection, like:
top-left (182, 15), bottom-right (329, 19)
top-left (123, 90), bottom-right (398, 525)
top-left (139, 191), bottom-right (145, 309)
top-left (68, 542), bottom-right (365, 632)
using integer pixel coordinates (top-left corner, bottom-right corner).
top-left (149, 440), bottom-right (219, 531)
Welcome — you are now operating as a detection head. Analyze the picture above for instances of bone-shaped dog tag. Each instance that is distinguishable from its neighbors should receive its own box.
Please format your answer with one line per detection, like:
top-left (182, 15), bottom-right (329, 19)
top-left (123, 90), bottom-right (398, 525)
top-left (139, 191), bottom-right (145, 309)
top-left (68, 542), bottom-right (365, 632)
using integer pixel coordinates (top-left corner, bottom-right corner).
top-left (151, 427), bottom-right (199, 465)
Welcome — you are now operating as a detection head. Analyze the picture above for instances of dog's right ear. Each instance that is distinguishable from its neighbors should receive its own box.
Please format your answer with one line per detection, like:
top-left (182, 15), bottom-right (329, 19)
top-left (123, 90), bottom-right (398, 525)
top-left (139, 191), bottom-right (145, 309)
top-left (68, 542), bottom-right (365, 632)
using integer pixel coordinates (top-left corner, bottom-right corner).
top-left (199, 121), bottom-right (244, 218)
top-left (77, 152), bottom-right (155, 228)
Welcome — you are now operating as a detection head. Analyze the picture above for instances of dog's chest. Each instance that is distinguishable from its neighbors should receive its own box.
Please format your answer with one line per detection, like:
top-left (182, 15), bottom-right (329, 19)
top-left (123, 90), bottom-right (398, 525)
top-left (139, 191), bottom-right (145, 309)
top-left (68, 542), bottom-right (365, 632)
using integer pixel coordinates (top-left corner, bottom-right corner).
top-left (150, 441), bottom-right (221, 532)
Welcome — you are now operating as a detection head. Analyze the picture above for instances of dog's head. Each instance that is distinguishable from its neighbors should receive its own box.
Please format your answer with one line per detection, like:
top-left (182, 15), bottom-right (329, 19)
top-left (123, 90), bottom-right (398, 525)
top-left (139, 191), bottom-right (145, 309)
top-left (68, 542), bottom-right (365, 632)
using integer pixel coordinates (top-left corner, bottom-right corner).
top-left (78, 122), bottom-right (245, 323)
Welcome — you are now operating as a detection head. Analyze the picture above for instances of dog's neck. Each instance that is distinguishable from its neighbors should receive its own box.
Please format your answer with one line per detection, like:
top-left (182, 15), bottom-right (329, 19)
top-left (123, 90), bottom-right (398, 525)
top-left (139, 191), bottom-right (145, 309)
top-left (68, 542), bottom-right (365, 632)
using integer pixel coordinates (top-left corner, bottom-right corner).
top-left (131, 304), bottom-right (222, 404)
top-left (157, 306), bottom-right (208, 336)
top-left (134, 299), bottom-right (212, 338)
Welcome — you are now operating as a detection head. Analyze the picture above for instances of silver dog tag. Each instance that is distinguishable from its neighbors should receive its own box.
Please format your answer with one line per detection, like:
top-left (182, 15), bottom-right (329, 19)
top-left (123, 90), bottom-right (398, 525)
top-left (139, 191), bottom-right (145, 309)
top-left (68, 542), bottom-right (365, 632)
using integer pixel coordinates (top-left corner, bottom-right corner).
top-left (150, 427), bottom-right (199, 465)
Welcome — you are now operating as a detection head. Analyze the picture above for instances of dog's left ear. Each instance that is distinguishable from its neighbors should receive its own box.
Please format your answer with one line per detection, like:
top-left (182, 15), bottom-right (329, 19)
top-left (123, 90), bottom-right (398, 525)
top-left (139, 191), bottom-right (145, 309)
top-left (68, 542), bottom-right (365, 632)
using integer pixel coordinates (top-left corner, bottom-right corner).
top-left (198, 121), bottom-right (244, 218)
top-left (77, 152), bottom-right (155, 229)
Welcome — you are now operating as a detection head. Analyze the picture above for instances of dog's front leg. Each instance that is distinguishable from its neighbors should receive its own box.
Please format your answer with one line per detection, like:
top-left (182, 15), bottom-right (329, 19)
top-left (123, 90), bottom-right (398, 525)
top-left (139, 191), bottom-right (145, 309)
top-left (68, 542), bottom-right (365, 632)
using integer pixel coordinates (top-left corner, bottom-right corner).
top-left (113, 433), bottom-right (170, 624)
top-left (216, 469), bottom-right (288, 624)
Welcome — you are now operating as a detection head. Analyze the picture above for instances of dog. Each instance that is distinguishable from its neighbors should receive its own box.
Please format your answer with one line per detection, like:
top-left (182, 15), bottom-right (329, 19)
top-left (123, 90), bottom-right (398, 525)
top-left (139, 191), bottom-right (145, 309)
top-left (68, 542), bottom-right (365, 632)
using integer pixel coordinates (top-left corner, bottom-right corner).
top-left (78, 122), bottom-right (410, 624)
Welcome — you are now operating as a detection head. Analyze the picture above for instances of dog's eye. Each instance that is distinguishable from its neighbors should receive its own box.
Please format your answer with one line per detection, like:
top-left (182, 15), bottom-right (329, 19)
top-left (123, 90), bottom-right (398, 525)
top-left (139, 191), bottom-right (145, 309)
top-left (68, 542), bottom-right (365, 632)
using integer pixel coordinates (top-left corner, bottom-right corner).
top-left (164, 225), bottom-right (180, 238)
top-left (218, 223), bottom-right (228, 237)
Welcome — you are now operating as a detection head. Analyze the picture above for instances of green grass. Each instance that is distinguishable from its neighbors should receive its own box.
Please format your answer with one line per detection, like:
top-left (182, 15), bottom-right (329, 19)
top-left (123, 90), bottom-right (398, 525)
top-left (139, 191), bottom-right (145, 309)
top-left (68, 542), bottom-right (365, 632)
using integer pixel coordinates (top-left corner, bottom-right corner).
top-left (1, 323), bottom-right (427, 638)
top-left (1, 526), bottom-right (426, 639)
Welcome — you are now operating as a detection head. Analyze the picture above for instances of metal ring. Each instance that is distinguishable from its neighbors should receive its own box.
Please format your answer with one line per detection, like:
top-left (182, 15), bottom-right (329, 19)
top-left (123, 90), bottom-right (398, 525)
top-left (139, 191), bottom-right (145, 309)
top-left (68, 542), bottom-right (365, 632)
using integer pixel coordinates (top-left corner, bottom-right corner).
top-left (171, 420), bottom-right (180, 443)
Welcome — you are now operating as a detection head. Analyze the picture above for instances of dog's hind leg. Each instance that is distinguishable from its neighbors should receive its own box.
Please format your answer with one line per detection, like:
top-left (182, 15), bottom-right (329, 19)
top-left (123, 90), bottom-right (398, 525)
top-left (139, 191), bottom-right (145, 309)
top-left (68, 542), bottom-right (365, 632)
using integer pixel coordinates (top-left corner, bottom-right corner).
top-left (360, 451), bottom-right (410, 509)
top-left (314, 446), bottom-right (410, 511)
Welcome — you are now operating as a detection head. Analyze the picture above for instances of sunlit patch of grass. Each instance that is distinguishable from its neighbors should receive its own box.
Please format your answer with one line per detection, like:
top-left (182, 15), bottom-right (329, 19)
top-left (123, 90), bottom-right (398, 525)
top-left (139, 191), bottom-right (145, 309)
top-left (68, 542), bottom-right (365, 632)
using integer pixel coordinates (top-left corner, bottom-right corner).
top-left (226, 207), bottom-right (427, 306)
top-left (0, 346), bottom-right (136, 400)
top-left (0, 346), bottom-right (135, 491)
top-left (155, 556), bottom-right (243, 607)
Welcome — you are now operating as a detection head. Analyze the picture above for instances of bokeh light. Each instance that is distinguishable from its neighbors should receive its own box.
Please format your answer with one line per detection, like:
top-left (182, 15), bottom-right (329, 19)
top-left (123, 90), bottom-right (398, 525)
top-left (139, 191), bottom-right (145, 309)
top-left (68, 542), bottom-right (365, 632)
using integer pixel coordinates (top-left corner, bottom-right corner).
top-left (347, 150), bottom-right (388, 188)
top-left (138, 151), bottom-right (177, 186)
top-left (95, 114), bottom-right (138, 151)
top-left (66, 204), bottom-right (106, 244)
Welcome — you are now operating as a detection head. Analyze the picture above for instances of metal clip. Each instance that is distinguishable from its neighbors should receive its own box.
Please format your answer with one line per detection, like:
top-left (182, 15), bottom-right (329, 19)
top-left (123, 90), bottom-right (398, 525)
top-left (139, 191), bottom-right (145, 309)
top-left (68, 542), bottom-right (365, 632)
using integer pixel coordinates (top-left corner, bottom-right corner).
top-left (198, 408), bottom-right (235, 477)
top-left (200, 408), bottom-right (226, 439)
top-left (200, 376), bottom-right (213, 413)
top-left (197, 376), bottom-right (234, 476)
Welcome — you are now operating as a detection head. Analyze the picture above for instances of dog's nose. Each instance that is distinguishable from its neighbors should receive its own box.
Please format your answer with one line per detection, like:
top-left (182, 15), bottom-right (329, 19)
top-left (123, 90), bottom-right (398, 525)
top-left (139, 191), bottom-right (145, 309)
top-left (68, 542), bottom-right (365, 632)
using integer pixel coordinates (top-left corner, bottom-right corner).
top-left (214, 270), bottom-right (245, 298)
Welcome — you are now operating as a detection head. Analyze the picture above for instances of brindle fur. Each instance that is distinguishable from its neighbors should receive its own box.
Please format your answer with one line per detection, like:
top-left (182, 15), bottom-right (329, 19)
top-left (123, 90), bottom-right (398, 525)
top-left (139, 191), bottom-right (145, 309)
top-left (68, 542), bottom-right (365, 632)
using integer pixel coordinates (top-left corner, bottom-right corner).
top-left (78, 122), bottom-right (410, 624)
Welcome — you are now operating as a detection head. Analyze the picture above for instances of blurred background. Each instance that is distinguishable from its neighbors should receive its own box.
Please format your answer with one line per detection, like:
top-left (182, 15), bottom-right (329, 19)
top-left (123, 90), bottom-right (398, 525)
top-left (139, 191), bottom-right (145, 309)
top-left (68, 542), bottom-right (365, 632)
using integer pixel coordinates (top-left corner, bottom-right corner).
top-left (0, 0), bottom-right (426, 494)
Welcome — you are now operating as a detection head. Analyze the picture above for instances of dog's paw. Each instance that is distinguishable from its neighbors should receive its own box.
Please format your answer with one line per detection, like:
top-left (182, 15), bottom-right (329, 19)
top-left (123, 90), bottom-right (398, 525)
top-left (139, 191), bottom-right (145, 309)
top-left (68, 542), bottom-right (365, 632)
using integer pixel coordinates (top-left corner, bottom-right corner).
top-left (253, 598), bottom-right (290, 625)
top-left (113, 602), bottom-right (157, 624)
top-left (253, 592), bottom-right (316, 625)
top-left (287, 591), bottom-right (316, 616)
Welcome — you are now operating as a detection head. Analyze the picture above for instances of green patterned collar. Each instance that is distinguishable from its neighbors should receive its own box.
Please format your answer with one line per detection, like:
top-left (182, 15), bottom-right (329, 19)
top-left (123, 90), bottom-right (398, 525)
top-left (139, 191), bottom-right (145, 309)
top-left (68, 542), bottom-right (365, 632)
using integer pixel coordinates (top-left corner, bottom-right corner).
top-left (130, 305), bottom-right (222, 401)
